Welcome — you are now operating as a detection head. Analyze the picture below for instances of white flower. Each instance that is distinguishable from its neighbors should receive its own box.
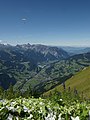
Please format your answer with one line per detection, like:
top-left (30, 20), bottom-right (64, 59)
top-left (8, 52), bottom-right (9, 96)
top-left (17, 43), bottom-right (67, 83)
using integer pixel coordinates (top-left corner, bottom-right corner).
top-left (23, 106), bottom-right (29, 112)
top-left (45, 112), bottom-right (56, 120)
top-left (89, 110), bottom-right (90, 120)
top-left (16, 117), bottom-right (19, 120)
top-left (60, 99), bottom-right (63, 101)
top-left (10, 101), bottom-right (16, 105)
top-left (28, 109), bottom-right (31, 113)
top-left (39, 102), bottom-right (44, 105)
top-left (58, 114), bottom-right (62, 120)
top-left (7, 114), bottom-right (13, 120)
top-left (27, 114), bottom-right (33, 119)
top-left (6, 106), bottom-right (16, 112)
top-left (16, 105), bottom-right (20, 109)
top-left (71, 116), bottom-right (80, 120)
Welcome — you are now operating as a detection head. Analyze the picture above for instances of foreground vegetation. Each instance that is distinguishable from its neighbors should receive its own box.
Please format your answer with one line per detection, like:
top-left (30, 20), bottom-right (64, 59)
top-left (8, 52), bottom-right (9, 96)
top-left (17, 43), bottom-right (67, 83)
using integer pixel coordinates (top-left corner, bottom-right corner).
top-left (0, 91), bottom-right (90, 120)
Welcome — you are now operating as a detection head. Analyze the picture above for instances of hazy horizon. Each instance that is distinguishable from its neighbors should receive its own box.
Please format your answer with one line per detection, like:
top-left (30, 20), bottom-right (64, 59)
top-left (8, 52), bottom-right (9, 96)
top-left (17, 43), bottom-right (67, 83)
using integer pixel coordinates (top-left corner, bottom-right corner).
top-left (0, 42), bottom-right (90, 48)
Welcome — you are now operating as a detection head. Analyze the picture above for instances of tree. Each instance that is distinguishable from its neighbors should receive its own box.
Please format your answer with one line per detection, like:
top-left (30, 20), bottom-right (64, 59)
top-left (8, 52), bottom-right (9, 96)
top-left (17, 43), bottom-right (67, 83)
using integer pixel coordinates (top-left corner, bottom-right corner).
top-left (6, 84), bottom-right (14, 99)
top-left (0, 86), bottom-right (4, 99)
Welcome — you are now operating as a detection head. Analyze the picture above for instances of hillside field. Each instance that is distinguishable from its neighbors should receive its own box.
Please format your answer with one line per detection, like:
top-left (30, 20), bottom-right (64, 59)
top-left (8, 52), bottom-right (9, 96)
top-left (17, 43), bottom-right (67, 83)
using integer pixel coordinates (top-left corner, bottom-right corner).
top-left (43, 66), bottom-right (90, 98)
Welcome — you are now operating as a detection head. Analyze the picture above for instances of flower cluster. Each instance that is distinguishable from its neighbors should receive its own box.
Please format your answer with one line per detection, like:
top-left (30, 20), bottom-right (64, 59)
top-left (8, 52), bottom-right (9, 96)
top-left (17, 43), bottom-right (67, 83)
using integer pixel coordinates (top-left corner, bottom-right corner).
top-left (0, 97), bottom-right (90, 120)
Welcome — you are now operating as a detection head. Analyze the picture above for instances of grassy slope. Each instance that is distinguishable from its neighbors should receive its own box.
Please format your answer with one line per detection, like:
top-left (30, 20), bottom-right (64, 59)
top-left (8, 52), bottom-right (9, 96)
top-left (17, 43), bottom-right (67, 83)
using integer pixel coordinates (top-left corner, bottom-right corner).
top-left (44, 66), bottom-right (90, 98)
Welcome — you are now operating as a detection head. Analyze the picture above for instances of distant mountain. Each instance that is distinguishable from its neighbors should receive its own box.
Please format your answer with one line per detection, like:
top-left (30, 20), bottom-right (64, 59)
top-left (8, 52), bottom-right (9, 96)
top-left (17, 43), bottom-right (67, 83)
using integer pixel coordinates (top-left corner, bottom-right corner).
top-left (0, 43), bottom-right (69, 90)
top-left (43, 66), bottom-right (90, 98)
top-left (0, 43), bottom-right (70, 63)
top-left (81, 47), bottom-right (90, 53)
top-left (16, 44), bottom-right (69, 60)
top-left (59, 46), bottom-right (90, 55)
top-left (21, 52), bottom-right (90, 93)
top-left (68, 52), bottom-right (90, 60)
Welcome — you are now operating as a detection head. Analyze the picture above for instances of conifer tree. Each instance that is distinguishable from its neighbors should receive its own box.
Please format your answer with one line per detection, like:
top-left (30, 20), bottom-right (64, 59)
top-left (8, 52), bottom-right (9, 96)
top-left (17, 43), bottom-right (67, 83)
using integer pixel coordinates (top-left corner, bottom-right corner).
top-left (0, 86), bottom-right (4, 99)
top-left (6, 84), bottom-right (14, 99)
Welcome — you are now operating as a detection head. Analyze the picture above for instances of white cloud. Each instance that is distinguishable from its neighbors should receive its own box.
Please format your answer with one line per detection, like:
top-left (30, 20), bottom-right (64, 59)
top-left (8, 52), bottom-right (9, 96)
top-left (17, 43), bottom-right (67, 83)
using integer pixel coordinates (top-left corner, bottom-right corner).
top-left (0, 40), bottom-right (2, 43)
top-left (21, 18), bottom-right (27, 21)
top-left (0, 40), bottom-right (8, 45)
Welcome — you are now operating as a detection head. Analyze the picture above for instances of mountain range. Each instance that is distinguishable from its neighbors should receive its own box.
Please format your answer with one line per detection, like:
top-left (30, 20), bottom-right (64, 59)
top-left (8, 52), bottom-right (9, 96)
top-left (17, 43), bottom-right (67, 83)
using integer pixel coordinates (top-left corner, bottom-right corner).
top-left (0, 43), bottom-right (90, 94)
top-left (60, 46), bottom-right (90, 55)
top-left (0, 44), bottom-right (68, 90)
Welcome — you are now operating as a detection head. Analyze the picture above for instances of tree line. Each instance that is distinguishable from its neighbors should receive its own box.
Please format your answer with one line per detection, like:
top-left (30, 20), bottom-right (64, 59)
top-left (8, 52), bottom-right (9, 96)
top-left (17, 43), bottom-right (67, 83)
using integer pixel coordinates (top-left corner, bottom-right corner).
top-left (0, 84), bottom-right (40, 100)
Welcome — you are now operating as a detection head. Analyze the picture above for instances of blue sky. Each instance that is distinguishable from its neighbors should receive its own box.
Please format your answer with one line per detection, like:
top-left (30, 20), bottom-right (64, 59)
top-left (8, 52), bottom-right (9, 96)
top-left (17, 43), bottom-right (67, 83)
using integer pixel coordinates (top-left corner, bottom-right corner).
top-left (0, 0), bottom-right (90, 46)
